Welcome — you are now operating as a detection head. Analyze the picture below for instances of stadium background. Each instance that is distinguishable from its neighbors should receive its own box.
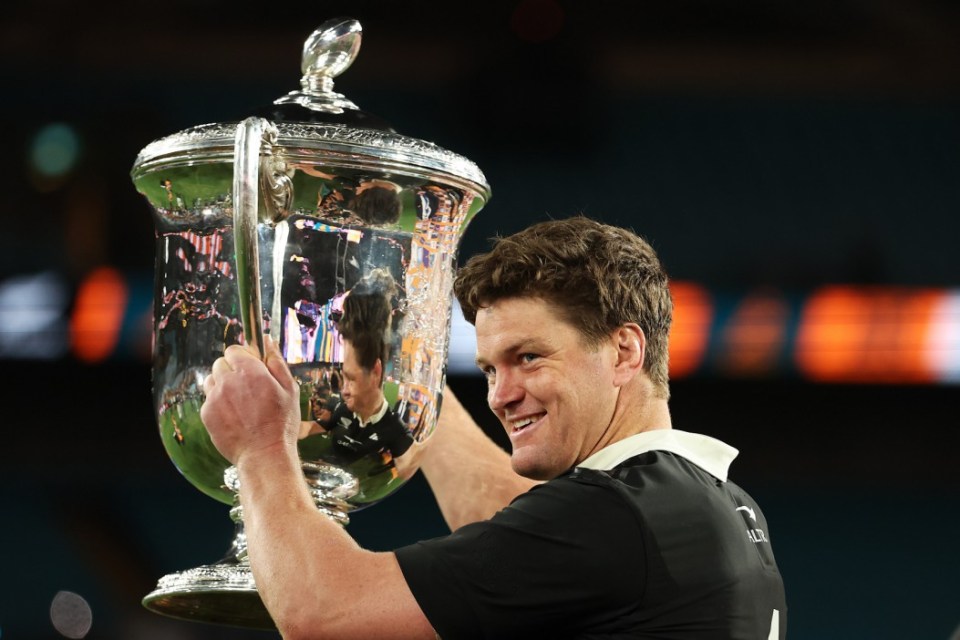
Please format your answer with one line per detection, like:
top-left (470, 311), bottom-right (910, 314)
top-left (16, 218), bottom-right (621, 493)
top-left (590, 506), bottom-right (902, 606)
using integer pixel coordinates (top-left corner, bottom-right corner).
top-left (1, 2), bottom-right (958, 638)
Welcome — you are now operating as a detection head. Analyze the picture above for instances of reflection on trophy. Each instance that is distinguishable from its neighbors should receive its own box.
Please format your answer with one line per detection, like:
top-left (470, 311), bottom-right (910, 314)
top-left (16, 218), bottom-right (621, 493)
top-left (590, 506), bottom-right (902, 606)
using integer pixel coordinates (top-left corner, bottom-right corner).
top-left (300, 268), bottom-right (414, 479)
top-left (131, 18), bottom-right (490, 629)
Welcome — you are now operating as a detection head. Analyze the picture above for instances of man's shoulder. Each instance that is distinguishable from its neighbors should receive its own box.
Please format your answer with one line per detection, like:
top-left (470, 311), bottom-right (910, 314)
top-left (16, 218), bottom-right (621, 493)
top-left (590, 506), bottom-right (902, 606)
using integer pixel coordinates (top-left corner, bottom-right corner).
top-left (564, 450), bottom-right (736, 523)
top-left (499, 469), bottom-right (638, 527)
top-left (579, 448), bottom-right (723, 485)
top-left (375, 408), bottom-right (407, 430)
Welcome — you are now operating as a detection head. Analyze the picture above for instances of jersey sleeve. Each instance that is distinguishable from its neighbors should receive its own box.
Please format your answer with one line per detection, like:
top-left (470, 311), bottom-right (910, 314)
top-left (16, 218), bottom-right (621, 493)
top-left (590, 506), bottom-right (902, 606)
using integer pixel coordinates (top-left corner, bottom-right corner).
top-left (394, 474), bottom-right (646, 640)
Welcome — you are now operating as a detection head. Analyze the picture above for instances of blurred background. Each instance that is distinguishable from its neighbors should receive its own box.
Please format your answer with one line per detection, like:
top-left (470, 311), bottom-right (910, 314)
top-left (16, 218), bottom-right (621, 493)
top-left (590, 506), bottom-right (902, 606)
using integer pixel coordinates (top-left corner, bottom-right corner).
top-left (1, 0), bottom-right (958, 638)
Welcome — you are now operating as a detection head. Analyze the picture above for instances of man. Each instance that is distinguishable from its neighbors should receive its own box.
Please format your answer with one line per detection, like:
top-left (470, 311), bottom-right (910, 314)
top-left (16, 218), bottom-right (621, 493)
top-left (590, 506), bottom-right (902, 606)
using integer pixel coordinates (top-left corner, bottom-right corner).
top-left (309, 337), bottom-right (413, 469)
top-left (202, 216), bottom-right (787, 639)
top-left (299, 271), bottom-right (413, 470)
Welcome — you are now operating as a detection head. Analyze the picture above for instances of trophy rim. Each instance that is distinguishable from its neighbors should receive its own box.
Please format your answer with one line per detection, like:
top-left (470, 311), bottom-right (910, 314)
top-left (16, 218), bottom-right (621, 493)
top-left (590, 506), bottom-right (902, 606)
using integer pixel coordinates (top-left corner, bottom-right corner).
top-left (131, 121), bottom-right (491, 199)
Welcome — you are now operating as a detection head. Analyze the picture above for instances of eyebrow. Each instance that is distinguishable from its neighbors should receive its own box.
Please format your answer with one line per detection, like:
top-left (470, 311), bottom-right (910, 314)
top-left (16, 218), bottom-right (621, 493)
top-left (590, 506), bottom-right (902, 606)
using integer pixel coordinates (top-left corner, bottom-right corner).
top-left (475, 338), bottom-right (549, 368)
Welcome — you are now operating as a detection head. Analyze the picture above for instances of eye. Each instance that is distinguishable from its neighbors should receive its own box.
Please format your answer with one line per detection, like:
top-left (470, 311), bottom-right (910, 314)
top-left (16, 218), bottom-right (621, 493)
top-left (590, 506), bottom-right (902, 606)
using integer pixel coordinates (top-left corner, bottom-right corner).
top-left (519, 353), bottom-right (539, 364)
top-left (480, 365), bottom-right (496, 382)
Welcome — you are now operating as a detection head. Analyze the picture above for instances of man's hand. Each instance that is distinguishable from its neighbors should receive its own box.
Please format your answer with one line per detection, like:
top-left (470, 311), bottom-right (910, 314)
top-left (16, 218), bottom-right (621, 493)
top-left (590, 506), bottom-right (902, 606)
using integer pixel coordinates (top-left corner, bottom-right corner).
top-left (201, 337), bottom-right (301, 466)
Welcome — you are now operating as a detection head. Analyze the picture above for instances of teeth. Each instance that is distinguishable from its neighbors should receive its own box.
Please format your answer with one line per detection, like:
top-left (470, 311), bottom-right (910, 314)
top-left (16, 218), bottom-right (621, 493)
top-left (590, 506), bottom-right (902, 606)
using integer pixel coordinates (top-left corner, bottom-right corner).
top-left (511, 416), bottom-right (538, 431)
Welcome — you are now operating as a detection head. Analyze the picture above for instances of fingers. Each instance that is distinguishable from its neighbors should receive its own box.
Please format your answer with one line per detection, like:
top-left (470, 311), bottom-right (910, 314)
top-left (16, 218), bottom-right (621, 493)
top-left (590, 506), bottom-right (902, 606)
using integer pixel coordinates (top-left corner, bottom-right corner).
top-left (223, 342), bottom-right (262, 368)
top-left (204, 344), bottom-right (257, 396)
top-left (206, 338), bottom-right (297, 396)
top-left (205, 356), bottom-right (231, 394)
top-left (211, 356), bottom-right (234, 375)
top-left (263, 336), bottom-right (298, 392)
top-left (202, 371), bottom-right (216, 395)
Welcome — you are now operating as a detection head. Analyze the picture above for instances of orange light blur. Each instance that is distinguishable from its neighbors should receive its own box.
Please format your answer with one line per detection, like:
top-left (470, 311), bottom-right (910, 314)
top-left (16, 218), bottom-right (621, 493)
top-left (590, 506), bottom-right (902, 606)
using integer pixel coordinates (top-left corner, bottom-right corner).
top-left (795, 286), bottom-right (942, 383)
top-left (720, 291), bottom-right (790, 376)
top-left (669, 281), bottom-right (713, 378)
top-left (70, 267), bottom-right (129, 363)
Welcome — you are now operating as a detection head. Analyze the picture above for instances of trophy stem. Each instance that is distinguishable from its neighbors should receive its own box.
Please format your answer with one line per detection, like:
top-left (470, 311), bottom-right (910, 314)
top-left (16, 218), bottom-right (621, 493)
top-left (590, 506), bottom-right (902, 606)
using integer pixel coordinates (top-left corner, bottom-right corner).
top-left (142, 463), bottom-right (356, 629)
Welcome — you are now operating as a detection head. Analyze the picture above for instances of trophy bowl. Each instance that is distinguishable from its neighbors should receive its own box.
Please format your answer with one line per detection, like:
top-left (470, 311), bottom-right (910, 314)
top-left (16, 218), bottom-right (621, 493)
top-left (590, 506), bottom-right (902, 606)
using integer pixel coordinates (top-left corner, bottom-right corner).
top-left (131, 18), bottom-right (490, 629)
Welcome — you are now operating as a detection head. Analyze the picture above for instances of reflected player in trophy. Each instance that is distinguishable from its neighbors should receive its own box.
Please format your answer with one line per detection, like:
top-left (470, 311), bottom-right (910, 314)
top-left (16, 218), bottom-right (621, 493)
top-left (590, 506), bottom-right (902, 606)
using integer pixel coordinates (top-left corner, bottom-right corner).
top-left (301, 269), bottom-right (413, 475)
top-left (347, 179), bottom-right (402, 227)
top-left (311, 168), bottom-right (402, 229)
top-left (299, 370), bottom-right (341, 432)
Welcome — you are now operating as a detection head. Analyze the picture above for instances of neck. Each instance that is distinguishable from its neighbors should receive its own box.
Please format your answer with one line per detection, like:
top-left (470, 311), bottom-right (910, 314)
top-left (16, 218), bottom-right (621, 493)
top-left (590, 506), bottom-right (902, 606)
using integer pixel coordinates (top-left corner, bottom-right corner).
top-left (593, 377), bottom-right (672, 455)
top-left (356, 396), bottom-right (386, 424)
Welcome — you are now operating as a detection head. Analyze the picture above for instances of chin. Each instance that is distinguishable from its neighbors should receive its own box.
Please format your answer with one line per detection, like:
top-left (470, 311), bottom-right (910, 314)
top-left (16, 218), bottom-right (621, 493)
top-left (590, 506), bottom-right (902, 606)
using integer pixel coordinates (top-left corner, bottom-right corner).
top-left (511, 455), bottom-right (563, 481)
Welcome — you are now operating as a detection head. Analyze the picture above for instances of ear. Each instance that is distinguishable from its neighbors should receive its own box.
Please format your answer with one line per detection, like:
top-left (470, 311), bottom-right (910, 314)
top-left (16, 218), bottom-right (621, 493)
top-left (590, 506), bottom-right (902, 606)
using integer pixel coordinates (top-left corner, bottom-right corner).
top-left (611, 323), bottom-right (645, 387)
top-left (373, 358), bottom-right (384, 384)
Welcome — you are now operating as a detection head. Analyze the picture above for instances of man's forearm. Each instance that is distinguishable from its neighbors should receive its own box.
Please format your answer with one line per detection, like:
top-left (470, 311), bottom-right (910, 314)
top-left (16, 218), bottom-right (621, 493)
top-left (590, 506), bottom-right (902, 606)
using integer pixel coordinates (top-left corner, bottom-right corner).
top-left (236, 447), bottom-right (433, 639)
top-left (236, 447), bottom-right (357, 633)
top-left (419, 390), bottom-right (538, 531)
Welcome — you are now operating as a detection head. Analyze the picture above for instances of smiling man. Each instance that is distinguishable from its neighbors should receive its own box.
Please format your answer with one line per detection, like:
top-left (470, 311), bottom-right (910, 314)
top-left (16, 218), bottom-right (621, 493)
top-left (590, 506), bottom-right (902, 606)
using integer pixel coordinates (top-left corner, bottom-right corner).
top-left (201, 216), bottom-right (786, 639)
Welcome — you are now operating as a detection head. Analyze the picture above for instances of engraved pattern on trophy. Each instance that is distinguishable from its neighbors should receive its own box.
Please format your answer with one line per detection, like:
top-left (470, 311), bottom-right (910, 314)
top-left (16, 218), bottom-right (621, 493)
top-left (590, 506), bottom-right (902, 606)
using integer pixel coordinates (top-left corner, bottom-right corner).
top-left (135, 122), bottom-right (489, 190)
top-left (131, 17), bottom-right (490, 629)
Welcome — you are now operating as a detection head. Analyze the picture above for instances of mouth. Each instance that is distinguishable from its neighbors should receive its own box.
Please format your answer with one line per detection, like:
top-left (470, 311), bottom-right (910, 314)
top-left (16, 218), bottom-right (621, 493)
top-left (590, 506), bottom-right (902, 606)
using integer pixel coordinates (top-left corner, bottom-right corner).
top-left (509, 413), bottom-right (545, 437)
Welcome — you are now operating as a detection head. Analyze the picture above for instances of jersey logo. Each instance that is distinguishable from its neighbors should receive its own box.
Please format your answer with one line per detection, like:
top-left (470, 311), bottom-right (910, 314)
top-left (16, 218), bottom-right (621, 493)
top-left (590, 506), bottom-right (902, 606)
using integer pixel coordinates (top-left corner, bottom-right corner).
top-left (736, 505), bottom-right (757, 521)
top-left (736, 504), bottom-right (768, 543)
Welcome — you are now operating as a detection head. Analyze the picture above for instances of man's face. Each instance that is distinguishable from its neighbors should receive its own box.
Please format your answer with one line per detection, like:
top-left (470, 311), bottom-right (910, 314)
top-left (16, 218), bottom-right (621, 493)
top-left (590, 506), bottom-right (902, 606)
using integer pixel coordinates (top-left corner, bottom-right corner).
top-left (340, 341), bottom-right (383, 419)
top-left (474, 297), bottom-right (619, 480)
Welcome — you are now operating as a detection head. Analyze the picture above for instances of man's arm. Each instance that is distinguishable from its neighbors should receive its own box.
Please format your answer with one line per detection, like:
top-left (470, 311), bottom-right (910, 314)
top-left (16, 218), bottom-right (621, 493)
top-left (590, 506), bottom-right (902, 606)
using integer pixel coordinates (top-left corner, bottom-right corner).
top-left (418, 387), bottom-right (539, 531)
top-left (202, 340), bottom-right (435, 640)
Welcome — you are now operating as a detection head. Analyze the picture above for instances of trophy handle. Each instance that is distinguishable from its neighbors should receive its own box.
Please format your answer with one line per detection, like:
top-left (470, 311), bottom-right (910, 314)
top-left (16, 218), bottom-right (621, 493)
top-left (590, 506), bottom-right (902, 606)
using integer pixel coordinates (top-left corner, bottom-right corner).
top-left (229, 117), bottom-right (357, 532)
top-left (232, 116), bottom-right (278, 358)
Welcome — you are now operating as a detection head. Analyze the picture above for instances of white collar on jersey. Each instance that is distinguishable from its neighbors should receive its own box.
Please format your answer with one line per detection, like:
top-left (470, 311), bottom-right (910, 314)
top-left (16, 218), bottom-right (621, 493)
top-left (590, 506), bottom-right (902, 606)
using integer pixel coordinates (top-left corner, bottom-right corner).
top-left (354, 396), bottom-right (389, 428)
top-left (576, 429), bottom-right (739, 482)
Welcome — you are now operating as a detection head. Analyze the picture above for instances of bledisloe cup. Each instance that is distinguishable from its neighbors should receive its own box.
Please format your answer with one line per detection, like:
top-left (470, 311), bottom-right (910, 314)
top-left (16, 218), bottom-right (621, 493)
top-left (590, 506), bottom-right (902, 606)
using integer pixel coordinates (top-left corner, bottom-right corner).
top-left (131, 18), bottom-right (490, 629)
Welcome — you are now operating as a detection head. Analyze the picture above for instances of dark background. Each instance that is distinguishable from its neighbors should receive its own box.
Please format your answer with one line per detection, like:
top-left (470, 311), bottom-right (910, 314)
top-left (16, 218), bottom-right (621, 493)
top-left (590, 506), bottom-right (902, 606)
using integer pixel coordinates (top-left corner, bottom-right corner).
top-left (1, 1), bottom-right (958, 638)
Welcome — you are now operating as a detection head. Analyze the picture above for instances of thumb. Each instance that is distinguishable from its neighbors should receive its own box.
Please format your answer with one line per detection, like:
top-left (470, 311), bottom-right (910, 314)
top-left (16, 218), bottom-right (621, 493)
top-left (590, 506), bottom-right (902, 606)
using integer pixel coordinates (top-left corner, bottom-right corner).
top-left (263, 336), bottom-right (297, 391)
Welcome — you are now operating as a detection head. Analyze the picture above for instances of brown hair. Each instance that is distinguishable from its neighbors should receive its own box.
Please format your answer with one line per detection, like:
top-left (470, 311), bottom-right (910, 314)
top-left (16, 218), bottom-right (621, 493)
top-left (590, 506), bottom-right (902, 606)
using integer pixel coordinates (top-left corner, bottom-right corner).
top-left (348, 185), bottom-right (402, 226)
top-left (454, 216), bottom-right (673, 397)
top-left (339, 269), bottom-right (397, 372)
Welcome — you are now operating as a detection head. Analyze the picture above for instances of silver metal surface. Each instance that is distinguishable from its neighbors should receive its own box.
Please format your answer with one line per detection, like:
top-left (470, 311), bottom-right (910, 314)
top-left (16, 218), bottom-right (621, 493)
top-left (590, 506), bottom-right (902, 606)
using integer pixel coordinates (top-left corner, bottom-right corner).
top-left (134, 121), bottom-right (490, 197)
top-left (142, 563), bottom-right (272, 630)
top-left (133, 17), bottom-right (489, 629)
top-left (232, 117), bottom-right (271, 358)
top-left (274, 18), bottom-right (363, 113)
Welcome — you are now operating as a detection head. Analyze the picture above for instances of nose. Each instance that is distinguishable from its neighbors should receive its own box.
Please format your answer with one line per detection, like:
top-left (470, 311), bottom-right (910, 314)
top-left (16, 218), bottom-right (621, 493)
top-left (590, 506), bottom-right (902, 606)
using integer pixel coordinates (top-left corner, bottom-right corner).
top-left (487, 368), bottom-right (523, 414)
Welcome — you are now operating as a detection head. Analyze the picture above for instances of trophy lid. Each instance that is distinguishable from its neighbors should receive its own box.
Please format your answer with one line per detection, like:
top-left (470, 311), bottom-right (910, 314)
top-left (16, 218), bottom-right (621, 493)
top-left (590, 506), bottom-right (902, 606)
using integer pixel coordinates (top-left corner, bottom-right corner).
top-left (132, 18), bottom-right (490, 198)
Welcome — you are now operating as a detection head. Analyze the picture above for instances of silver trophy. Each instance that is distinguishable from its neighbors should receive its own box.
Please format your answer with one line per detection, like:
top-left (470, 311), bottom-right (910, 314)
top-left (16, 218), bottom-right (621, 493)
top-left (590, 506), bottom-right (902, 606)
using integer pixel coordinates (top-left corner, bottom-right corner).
top-left (131, 18), bottom-right (490, 629)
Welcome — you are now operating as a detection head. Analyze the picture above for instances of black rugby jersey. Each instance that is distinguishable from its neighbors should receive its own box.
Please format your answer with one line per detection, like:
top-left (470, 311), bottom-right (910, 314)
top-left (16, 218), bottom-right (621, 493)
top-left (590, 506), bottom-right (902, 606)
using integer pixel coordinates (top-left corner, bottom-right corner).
top-left (396, 430), bottom-right (786, 639)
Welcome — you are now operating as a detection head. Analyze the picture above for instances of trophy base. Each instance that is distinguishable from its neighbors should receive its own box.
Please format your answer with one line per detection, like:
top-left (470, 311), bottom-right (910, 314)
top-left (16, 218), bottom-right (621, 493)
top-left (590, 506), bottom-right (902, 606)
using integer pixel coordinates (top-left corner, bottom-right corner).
top-left (142, 561), bottom-right (274, 630)
top-left (144, 464), bottom-right (354, 630)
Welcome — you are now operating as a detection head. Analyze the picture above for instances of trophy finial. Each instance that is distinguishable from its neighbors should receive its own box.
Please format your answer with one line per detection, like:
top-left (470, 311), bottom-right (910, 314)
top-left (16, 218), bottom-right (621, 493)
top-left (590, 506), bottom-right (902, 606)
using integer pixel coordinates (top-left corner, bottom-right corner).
top-left (273, 18), bottom-right (363, 114)
top-left (302, 18), bottom-right (362, 81)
